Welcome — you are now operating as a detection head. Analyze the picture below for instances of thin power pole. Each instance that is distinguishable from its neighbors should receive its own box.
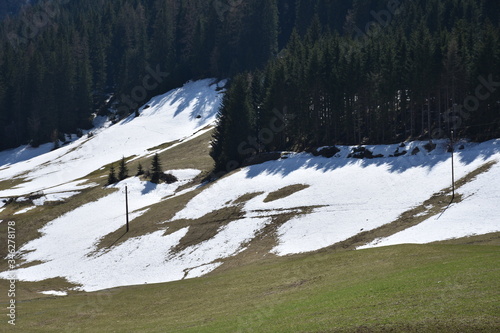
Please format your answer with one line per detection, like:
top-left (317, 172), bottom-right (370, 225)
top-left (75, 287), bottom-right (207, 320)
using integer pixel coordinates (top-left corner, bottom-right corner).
top-left (125, 185), bottom-right (129, 232)
top-left (451, 130), bottom-right (455, 201)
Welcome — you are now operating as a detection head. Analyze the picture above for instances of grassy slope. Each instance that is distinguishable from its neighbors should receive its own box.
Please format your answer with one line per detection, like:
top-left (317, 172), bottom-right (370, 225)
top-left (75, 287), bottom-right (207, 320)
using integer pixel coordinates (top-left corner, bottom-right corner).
top-left (1, 129), bottom-right (499, 331)
top-left (11, 244), bottom-right (500, 332)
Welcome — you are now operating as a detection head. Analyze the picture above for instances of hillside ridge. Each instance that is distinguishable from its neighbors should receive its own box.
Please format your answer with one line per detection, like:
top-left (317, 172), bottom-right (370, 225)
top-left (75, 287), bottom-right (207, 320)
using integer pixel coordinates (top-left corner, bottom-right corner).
top-left (0, 80), bottom-right (499, 297)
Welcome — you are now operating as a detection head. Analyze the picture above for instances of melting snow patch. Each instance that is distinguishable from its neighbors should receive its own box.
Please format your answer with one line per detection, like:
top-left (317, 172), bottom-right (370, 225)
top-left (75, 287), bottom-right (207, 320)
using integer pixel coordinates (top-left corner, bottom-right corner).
top-left (358, 159), bottom-right (500, 249)
top-left (14, 206), bottom-right (36, 215)
top-left (168, 169), bottom-right (201, 184)
top-left (0, 170), bottom-right (264, 291)
top-left (412, 210), bottom-right (429, 218)
top-left (40, 290), bottom-right (67, 297)
top-left (175, 139), bottom-right (500, 255)
top-left (32, 192), bottom-right (80, 206)
top-left (184, 263), bottom-right (222, 279)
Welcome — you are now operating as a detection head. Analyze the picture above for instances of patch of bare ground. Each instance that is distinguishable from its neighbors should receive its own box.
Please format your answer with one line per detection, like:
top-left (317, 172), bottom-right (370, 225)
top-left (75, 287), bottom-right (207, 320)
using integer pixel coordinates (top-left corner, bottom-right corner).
top-left (233, 191), bottom-right (264, 205)
top-left (0, 277), bottom-right (78, 303)
top-left (0, 175), bottom-right (27, 192)
top-left (263, 184), bottom-right (310, 203)
top-left (208, 205), bottom-right (319, 275)
top-left (325, 160), bottom-right (498, 251)
top-left (146, 141), bottom-right (177, 152)
top-left (157, 127), bottom-right (215, 171)
top-left (170, 205), bottom-right (245, 254)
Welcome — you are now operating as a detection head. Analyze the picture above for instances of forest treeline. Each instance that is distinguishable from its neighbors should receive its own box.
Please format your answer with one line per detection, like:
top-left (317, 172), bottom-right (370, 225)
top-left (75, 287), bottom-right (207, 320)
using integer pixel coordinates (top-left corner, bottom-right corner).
top-left (0, 0), bottom-right (285, 149)
top-left (211, 0), bottom-right (500, 172)
top-left (0, 0), bottom-right (39, 20)
top-left (0, 0), bottom-right (499, 160)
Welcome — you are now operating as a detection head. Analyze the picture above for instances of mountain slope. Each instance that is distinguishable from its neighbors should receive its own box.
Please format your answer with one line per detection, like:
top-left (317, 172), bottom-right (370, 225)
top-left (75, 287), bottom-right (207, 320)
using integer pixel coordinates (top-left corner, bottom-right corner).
top-left (0, 79), bottom-right (225, 198)
top-left (0, 80), bottom-right (499, 296)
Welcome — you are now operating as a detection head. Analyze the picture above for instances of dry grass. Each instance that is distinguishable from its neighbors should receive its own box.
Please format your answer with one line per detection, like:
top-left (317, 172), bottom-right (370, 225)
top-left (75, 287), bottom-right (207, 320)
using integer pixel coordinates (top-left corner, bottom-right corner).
top-left (0, 277), bottom-right (77, 303)
top-left (263, 184), bottom-right (309, 203)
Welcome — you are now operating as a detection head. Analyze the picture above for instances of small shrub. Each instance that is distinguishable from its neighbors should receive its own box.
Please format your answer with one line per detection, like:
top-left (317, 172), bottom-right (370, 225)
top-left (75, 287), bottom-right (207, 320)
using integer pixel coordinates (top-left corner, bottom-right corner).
top-left (160, 173), bottom-right (178, 184)
top-left (136, 163), bottom-right (145, 176)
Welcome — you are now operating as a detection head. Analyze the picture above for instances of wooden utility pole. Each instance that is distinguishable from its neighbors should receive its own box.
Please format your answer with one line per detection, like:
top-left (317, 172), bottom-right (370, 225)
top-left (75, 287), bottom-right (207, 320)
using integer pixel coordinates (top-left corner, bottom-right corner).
top-left (125, 185), bottom-right (129, 232)
top-left (451, 130), bottom-right (455, 201)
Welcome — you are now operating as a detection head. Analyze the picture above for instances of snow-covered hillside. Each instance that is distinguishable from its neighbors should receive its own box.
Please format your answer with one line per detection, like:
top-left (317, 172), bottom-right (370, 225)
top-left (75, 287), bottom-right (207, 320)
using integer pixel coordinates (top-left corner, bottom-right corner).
top-left (0, 78), bottom-right (225, 198)
top-left (174, 140), bottom-right (500, 255)
top-left (1, 79), bottom-right (499, 293)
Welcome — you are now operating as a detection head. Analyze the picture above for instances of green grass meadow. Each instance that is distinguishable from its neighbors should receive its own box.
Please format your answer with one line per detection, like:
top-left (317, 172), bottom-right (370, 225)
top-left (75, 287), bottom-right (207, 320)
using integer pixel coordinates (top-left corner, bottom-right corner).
top-left (6, 244), bottom-right (499, 332)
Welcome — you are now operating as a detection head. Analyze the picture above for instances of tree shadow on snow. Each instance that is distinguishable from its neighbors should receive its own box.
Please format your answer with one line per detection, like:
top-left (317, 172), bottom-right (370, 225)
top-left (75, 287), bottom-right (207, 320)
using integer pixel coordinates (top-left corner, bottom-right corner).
top-left (169, 80), bottom-right (220, 121)
top-left (141, 182), bottom-right (158, 195)
top-left (244, 140), bottom-right (500, 179)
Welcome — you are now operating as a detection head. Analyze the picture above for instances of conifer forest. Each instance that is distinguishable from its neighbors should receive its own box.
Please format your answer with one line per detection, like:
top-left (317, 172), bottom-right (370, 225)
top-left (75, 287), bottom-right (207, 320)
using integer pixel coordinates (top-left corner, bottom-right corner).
top-left (0, 0), bottom-right (499, 173)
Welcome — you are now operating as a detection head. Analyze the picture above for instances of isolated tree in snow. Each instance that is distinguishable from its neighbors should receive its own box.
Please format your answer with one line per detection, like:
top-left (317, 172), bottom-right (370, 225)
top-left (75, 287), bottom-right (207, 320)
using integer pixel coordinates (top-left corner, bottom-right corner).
top-left (118, 157), bottom-right (128, 181)
top-left (107, 164), bottom-right (118, 185)
top-left (150, 153), bottom-right (162, 183)
top-left (136, 162), bottom-right (145, 176)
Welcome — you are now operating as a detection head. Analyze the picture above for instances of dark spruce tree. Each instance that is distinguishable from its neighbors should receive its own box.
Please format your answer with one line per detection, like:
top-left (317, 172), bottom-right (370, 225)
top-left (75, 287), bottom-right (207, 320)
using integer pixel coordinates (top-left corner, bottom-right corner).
top-left (107, 164), bottom-right (117, 186)
top-left (118, 157), bottom-right (128, 181)
top-left (210, 74), bottom-right (255, 173)
top-left (136, 163), bottom-right (144, 177)
top-left (150, 153), bottom-right (162, 184)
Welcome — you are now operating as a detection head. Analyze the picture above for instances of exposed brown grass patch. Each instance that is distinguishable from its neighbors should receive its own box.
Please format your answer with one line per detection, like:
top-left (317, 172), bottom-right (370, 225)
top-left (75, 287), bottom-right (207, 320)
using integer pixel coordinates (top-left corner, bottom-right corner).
top-left (170, 206), bottom-right (245, 254)
top-left (0, 277), bottom-right (78, 303)
top-left (0, 175), bottom-right (27, 192)
top-left (263, 184), bottom-right (310, 203)
top-left (147, 141), bottom-right (177, 152)
top-left (233, 192), bottom-right (265, 205)
top-left (209, 205), bottom-right (318, 275)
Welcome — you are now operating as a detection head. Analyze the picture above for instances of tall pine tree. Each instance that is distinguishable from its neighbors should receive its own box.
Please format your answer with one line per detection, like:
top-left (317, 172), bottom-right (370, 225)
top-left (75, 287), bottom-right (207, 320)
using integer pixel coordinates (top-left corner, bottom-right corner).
top-left (150, 153), bottom-right (162, 184)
